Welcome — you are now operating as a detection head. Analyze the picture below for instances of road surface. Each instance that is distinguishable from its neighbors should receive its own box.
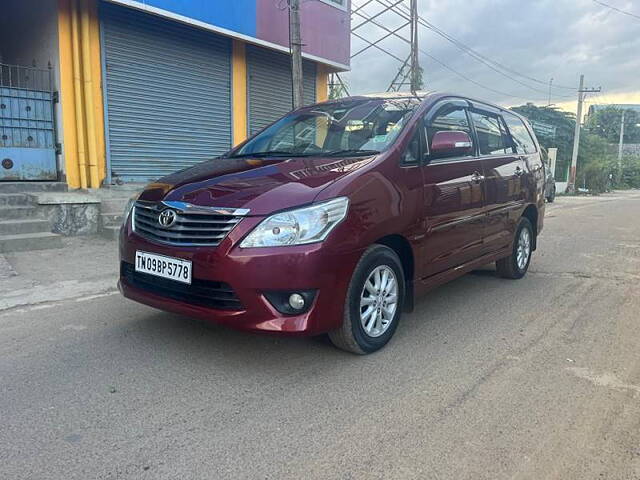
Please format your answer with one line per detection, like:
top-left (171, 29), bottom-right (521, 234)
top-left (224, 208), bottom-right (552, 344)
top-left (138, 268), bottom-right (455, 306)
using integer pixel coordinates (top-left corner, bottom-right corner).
top-left (1, 191), bottom-right (639, 479)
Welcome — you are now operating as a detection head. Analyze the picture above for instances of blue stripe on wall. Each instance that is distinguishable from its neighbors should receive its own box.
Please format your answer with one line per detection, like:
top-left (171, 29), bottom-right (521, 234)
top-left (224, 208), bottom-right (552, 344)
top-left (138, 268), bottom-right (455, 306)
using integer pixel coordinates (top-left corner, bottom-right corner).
top-left (127, 0), bottom-right (257, 37)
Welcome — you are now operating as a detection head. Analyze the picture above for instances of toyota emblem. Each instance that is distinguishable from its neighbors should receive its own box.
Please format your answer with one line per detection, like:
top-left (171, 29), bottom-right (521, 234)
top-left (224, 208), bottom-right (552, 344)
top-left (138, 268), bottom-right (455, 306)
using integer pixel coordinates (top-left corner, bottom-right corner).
top-left (158, 209), bottom-right (177, 228)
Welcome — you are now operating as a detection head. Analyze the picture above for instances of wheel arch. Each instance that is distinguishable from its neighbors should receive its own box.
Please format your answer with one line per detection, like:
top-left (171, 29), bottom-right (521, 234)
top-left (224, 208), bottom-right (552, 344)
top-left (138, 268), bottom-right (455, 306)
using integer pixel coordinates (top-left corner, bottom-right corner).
top-left (522, 204), bottom-right (539, 250)
top-left (374, 234), bottom-right (415, 311)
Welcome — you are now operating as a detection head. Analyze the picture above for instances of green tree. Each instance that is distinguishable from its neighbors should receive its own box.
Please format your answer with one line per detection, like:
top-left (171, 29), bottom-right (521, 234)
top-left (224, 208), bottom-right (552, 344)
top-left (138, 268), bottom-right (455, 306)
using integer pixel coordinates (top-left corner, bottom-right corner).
top-left (585, 106), bottom-right (640, 144)
top-left (576, 133), bottom-right (616, 193)
top-left (509, 103), bottom-right (636, 193)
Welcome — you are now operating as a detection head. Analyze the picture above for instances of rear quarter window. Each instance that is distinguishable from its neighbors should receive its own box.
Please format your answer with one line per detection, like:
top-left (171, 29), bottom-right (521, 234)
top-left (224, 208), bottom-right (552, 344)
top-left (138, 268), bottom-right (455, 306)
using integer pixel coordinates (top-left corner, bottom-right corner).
top-left (503, 113), bottom-right (537, 154)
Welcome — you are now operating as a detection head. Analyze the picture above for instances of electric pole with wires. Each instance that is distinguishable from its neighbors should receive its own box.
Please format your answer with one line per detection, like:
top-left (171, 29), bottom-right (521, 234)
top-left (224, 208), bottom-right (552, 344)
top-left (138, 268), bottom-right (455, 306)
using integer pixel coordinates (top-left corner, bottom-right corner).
top-left (617, 109), bottom-right (626, 185)
top-left (566, 75), bottom-right (601, 194)
top-left (350, 0), bottom-right (423, 93)
top-left (289, 0), bottom-right (304, 109)
top-left (387, 0), bottom-right (422, 92)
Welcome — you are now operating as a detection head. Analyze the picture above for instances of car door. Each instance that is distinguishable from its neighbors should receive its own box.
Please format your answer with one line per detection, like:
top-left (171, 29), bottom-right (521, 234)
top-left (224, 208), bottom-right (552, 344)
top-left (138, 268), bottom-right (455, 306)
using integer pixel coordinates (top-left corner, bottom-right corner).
top-left (468, 108), bottom-right (526, 254)
top-left (421, 100), bottom-right (486, 277)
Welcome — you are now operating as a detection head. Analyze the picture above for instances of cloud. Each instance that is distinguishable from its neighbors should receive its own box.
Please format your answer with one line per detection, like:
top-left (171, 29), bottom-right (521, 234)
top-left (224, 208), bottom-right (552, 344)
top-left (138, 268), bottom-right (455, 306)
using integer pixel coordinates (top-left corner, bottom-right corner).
top-left (343, 0), bottom-right (640, 111)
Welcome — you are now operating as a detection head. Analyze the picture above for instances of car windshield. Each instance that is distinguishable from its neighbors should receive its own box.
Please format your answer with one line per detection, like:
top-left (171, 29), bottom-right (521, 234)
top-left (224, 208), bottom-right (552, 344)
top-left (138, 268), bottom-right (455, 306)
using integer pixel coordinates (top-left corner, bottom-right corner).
top-left (229, 98), bottom-right (421, 158)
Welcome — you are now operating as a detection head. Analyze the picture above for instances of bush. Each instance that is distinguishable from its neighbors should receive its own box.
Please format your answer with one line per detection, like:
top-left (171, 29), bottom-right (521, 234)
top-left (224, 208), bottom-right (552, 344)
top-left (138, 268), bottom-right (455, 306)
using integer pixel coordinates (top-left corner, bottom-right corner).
top-left (620, 156), bottom-right (640, 188)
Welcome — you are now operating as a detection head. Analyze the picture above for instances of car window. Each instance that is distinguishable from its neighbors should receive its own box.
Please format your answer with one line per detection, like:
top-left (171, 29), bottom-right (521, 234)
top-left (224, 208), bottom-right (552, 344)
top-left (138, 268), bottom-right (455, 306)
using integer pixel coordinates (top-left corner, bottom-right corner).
top-left (503, 113), bottom-right (537, 154)
top-left (402, 129), bottom-right (421, 165)
top-left (469, 111), bottom-right (508, 155)
top-left (425, 105), bottom-right (474, 158)
top-left (232, 99), bottom-right (420, 158)
top-left (269, 116), bottom-right (321, 152)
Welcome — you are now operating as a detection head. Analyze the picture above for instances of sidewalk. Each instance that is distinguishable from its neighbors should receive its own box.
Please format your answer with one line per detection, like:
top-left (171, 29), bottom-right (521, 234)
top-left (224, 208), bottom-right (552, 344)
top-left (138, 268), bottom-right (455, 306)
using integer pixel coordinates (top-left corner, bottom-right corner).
top-left (0, 236), bottom-right (120, 311)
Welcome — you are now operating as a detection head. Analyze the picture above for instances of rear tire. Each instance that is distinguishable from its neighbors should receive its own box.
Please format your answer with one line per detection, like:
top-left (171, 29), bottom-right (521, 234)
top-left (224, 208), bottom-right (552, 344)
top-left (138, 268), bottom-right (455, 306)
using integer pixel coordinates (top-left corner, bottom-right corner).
top-left (329, 245), bottom-right (405, 354)
top-left (496, 217), bottom-right (533, 279)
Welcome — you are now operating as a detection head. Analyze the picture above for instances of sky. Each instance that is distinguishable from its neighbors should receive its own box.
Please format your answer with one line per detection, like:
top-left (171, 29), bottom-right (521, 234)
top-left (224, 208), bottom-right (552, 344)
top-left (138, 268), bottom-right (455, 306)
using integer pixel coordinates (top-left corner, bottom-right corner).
top-left (343, 0), bottom-right (640, 116)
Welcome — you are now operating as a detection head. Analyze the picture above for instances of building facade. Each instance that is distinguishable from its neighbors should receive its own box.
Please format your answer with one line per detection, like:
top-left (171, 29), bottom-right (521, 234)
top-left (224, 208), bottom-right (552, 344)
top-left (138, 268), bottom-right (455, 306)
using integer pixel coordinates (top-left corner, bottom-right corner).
top-left (0, 0), bottom-right (350, 188)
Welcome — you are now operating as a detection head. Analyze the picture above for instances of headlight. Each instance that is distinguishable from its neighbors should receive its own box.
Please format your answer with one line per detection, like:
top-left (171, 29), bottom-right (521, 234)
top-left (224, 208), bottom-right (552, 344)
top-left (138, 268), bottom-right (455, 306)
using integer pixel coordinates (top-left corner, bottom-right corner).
top-left (240, 197), bottom-right (349, 248)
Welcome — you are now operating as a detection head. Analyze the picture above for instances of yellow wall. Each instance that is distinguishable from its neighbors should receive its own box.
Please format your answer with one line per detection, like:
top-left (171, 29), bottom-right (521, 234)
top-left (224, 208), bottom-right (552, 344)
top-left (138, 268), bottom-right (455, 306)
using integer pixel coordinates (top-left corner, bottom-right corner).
top-left (232, 40), bottom-right (248, 147)
top-left (316, 65), bottom-right (329, 102)
top-left (57, 0), bottom-right (106, 188)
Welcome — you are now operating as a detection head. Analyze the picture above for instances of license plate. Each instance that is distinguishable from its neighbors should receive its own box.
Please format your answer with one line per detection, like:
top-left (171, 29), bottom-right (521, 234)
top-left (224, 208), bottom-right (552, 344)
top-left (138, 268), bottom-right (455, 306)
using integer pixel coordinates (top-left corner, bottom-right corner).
top-left (135, 251), bottom-right (192, 284)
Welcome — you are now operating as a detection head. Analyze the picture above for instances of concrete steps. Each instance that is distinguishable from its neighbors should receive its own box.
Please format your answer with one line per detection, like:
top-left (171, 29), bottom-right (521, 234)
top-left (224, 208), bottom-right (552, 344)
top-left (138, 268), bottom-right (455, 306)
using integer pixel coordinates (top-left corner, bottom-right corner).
top-left (96, 195), bottom-right (130, 240)
top-left (0, 183), bottom-right (137, 249)
top-left (0, 219), bottom-right (51, 235)
top-left (0, 185), bottom-right (65, 252)
top-left (0, 232), bottom-right (63, 253)
top-left (101, 225), bottom-right (121, 240)
top-left (0, 206), bottom-right (41, 220)
top-left (0, 193), bottom-right (30, 206)
top-left (0, 182), bottom-right (67, 193)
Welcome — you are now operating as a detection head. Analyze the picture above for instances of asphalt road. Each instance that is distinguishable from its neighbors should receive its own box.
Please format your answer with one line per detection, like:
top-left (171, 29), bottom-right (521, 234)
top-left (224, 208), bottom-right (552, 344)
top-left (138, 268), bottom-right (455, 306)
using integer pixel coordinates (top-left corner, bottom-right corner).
top-left (2, 191), bottom-right (640, 480)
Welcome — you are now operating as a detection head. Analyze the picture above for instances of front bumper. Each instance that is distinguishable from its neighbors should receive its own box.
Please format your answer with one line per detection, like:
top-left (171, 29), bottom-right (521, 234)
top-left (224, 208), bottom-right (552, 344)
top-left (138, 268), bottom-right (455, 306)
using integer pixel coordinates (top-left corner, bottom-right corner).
top-left (118, 215), bottom-right (361, 336)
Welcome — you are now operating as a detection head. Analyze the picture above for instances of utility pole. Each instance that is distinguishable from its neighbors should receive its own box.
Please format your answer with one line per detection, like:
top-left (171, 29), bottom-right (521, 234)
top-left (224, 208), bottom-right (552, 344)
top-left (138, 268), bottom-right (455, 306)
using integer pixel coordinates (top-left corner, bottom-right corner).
top-left (617, 109), bottom-right (626, 185)
top-left (288, 0), bottom-right (304, 109)
top-left (386, 0), bottom-right (422, 92)
top-left (548, 78), bottom-right (553, 106)
top-left (567, 75), bottom-right (601, 194)
top-left (409, 0), bottom-right (420, 92)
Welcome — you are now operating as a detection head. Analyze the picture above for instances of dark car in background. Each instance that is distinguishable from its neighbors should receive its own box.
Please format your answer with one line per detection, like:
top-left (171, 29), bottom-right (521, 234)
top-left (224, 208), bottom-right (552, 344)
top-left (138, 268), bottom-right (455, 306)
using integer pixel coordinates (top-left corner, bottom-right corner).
top-left (119, 92), bottom-right (545, 354)
top-left (541, 148), bottom-right (556, 202)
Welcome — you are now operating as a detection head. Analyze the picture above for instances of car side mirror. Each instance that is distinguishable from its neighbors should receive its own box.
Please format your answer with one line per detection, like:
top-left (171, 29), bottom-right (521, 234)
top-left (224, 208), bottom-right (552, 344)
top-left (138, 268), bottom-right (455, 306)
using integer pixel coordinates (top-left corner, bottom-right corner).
top-left (430, 131), bottom-right (473, 157)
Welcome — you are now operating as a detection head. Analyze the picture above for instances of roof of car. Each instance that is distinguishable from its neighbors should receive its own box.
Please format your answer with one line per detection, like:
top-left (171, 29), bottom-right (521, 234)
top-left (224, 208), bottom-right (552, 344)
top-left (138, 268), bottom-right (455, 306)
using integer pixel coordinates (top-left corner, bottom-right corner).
top-left (356, 91), bottom-right (433, 99)
top-left (323, 92), bottom-right (526, 121)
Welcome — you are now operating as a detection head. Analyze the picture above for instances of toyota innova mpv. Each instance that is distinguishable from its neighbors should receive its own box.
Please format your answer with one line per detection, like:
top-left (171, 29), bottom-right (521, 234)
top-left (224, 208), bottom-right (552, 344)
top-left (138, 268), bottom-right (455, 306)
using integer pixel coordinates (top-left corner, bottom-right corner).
top-left (119, 92), bottom-right (545, 354)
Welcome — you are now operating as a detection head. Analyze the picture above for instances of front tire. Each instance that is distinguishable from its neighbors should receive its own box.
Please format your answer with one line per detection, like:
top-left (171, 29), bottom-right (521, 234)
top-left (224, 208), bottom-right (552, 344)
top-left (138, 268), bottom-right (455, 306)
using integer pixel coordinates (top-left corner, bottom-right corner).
top-left (496, 217), bottom-right (533, 279)
top-left (329, 245), bottom-right (405, 354)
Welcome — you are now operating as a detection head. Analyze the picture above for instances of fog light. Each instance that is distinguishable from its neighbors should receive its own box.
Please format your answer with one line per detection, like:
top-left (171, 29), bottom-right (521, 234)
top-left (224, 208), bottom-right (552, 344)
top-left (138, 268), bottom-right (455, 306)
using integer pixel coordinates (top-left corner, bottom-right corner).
top-left (288, 293), bottom-right (305, 310)
top-left (264, 290), bottom-right (316, 316)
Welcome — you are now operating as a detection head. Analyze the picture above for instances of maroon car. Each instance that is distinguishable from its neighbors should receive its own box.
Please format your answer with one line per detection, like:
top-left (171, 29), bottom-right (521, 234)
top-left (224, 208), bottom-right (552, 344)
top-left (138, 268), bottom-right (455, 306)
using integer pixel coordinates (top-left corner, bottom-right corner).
top-left (119, 92), bottom-right (545, 354)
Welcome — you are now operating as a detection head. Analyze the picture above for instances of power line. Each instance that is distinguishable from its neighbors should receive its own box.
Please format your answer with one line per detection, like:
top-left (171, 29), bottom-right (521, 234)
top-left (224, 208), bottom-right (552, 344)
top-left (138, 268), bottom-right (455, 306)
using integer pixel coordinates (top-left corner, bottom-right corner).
top-left (591, 0), bottom-right (640, 21)
top-left (377, 0), bottom-right (577, 95)
top-left (351, 1), bottom-right (565, 102)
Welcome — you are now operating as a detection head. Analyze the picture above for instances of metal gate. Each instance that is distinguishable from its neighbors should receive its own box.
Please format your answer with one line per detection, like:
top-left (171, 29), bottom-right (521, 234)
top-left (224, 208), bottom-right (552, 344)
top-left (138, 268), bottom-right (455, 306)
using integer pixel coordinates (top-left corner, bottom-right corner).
top-left (100, 2), bottom-right (233, 183)
top-left (247, 46), bottom-right (317, 135)
top-left (0, 63), bottom-right (57, 181)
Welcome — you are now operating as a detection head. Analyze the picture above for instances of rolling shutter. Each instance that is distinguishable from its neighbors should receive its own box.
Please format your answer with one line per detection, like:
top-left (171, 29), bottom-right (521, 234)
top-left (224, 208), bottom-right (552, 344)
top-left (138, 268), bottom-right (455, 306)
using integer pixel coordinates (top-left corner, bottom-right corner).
top-left (247, 45), bottom-right (316, 135)
top-left (101, 3), bottom-right (232, 183)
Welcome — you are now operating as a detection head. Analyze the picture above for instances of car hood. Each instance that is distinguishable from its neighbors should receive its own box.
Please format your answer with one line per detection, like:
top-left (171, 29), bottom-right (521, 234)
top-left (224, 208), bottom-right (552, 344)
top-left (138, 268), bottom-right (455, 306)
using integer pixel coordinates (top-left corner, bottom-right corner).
top-left (138, 155), bottom-right (377, 216)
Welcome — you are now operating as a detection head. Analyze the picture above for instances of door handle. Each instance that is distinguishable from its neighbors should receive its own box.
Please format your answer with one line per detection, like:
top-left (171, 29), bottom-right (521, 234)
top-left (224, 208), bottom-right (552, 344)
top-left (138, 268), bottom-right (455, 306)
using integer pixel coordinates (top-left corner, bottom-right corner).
top-left (514, 166), bottom-right (524, 177)
top-left (471, 171), bottom-right (485, 184)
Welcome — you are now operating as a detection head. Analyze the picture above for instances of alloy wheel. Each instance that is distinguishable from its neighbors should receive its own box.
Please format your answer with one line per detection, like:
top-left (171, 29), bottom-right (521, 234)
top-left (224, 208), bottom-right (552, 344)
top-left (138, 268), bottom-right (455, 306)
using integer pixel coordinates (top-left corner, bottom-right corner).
top-left (359, 265), bottom-right (398, 338)
top-left (516, 227), bottom-right (531, 271)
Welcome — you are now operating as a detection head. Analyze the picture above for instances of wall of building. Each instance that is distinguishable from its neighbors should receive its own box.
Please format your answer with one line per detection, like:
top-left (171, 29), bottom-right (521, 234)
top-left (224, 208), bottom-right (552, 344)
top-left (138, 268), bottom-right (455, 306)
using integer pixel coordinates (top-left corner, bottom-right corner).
top-left (0, 0), bottom-right (65, 179)
top-left (256, 0), bottom-right (350, 68)
top-left (51, 0), bottom-right (334, 188)
top-left (0, 0), bottom-right (60, 69)
top-left (104, 0), bottom-right (350, 69)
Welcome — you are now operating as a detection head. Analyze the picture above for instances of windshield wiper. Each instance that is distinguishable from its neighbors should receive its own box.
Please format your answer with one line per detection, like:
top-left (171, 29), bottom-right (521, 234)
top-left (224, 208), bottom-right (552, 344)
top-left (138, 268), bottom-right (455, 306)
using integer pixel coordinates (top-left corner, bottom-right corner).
top-left (324, 149), bottom-right (381, 157)
top-left (227, 151), bottom-right (313, 158)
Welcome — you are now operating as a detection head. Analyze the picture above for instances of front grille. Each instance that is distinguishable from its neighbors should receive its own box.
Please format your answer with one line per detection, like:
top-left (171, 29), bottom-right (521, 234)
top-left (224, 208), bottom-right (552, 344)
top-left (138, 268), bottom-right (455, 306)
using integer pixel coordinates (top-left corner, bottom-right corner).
top-left (133, 201), bottom-right (246, 247)
top-left (121, 262), bottom-right (243, 311)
